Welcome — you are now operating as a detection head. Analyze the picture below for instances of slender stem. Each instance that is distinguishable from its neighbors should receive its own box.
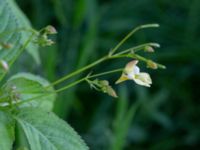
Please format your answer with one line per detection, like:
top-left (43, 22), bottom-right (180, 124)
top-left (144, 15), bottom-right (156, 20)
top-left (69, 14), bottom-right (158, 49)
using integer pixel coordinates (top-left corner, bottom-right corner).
top-left (46, 56), bottom-right (108, 88)
top-left (0, 33), bottom-right (35, 82)
top-left (45, 25), bottom-right (159, 89)
top-left (111, 53), bottom-right (166, 69)
top-left (55, 78), bottom-right (86, 93)
top-left (4, 24), bottom-right (162, 107)
top-left (129, 54), bottom-right (166, 69)
top-left (45, 43), bottom-right (156, 89)
top-left (89, 68), bottom-right (123, 78)
top-left (110, 24), bottom-right (159, 55)
top-left (11, 33), bottom-right (35, 65)
top-left (113, 42), bottom-right (159, 56)
top-left (12, 68), bottom-right (123, 106)
top-left (19, 68), bottom-right (123, 94)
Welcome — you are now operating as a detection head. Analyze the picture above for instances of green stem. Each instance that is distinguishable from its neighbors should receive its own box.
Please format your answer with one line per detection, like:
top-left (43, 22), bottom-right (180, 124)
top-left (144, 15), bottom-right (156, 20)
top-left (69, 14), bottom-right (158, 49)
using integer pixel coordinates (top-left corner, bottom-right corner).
top-left (89, 68), bottom-right (123, 78)
top-left (56, 68), bottom-right (123, 92)
top-left (113, 42), bottom-right (159, 56)
top-left (55, 78), bottom-right (86, 93)
top-left (128, 54), bottom-right (166, 69)
top-left (111, 53), bottom-right (166, 69)
top-left (110, 24), bottom-right (159, 55)
top-left (0, 33), bottom-right (35, 82)
top-left (17, 69), bottom-right (123, 94)
top-left (47, 56), bottom-right (109, 88)
top-left (46, 43), bottom-right (157, 88)
top-left (45, 24), bottom-right (159, 88)
top-left (12, 68), bottom-right (123, 106)
top-left (10, 33), bottom-right (35, 65)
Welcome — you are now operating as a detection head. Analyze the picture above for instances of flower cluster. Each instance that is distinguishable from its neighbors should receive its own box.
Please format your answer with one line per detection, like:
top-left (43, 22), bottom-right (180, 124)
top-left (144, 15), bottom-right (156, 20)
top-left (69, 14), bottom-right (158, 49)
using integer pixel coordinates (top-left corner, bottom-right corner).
top-left (34, 25), bottom-right (57, 47)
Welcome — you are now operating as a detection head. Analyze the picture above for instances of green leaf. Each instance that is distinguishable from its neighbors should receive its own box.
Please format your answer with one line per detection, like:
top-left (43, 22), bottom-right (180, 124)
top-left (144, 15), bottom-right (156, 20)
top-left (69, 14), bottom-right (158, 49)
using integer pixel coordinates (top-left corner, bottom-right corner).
top-left (2, 73), bottom-right (56, 111)
top-left (14, 108), bottom-right (89, 150)
top-left (0, 0), bottom-right (40, 81)
top-left (7, 0), bottom-right (40, 64)
top-left (0, 110), bottom-right (15, 150)
top-left (15, 117), bottom-right (31, 150)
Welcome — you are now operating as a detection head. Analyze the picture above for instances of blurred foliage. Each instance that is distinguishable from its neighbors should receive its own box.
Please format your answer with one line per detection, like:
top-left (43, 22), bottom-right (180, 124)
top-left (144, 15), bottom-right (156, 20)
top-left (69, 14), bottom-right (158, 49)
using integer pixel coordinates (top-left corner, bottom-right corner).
top-left (15, 0), bottom-right (200, 149)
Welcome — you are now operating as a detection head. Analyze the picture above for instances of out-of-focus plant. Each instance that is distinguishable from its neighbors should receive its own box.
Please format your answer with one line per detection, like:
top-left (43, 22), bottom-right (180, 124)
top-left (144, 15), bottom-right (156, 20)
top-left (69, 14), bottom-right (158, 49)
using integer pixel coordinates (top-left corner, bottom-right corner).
top-left (0, 0), bottom-right (166, 149)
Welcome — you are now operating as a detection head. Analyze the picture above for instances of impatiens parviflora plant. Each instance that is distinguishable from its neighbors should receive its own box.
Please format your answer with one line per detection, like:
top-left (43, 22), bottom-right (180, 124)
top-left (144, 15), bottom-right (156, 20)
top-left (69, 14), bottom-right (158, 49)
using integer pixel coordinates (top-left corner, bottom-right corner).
top-left (0, 22), bottom-right (165, 149)
top-left (0, 2), bottom-right (165, 148)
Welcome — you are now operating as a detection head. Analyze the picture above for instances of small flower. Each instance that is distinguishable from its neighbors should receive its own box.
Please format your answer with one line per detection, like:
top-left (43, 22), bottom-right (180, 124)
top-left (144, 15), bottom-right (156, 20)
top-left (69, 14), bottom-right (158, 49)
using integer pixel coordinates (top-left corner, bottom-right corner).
top-left (116, 60), bottom-right (152, 87)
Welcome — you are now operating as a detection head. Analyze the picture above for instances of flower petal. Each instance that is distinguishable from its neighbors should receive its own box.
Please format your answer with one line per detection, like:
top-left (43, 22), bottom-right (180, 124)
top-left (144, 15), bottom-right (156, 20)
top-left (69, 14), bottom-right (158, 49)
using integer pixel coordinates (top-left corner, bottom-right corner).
top-left (133, 65), bottom-right (140, 74)
top-left (133, 72), bottom-right (152, 87)
top-left (124, 60), bottom-right (138, 73)
top-left (115, 74), bottom-right (129, 84)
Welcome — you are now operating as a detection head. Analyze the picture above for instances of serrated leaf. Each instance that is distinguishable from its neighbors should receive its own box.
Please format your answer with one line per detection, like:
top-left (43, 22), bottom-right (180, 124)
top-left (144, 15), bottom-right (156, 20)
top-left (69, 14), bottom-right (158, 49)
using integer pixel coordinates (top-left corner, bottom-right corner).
top-left (2, 73), bottom-right (56, 111)
top-left (7, 0), bottom-right (40, 63)
top-left (0, 110), bottom-right (15, 150)
top-left (14, 108), bottom-right (89, 150)
top-left (0, 0), bottom-right (40, 81)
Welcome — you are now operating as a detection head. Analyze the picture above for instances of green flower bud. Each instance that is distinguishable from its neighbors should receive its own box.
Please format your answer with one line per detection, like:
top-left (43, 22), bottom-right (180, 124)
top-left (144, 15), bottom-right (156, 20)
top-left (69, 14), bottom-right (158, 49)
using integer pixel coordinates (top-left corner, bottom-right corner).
top-left (147, 60), bottom-right (158, 69)
top-left (106, 86), bottom-right (118, 98)
top-left (45, 25), bottom-right (57, 34)
top-left (144, 46), bottom-right (154, 53)
top-left (99, 80), bottom-right (109, 86)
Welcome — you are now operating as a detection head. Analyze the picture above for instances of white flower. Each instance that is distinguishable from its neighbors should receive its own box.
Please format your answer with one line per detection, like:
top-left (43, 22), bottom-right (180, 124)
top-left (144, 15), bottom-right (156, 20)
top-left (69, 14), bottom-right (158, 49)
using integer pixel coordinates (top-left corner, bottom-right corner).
top-left (116, 60), bottom-right (152, 87)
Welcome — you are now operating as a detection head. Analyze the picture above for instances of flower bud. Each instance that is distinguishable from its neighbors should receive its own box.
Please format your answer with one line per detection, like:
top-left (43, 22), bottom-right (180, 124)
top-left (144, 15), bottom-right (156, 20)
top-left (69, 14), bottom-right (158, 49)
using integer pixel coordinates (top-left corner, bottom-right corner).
top-left (45, 39), bottom-right (55, 46)
top-left (99, 80), bottom-right (109, 86)
top-left (0, 60), bottom-right (9, 71)
top-left (144, 46), bottom-right (154, 53)
top-left (36, 34), bottom-right (55, 47)
top-left (106, 86), bottom-right (118, 98)
top-left (89, 79), bottom-right (118, 98)
top-left (147, 60), bottom-right (158, 69)
top-left (45, 25), bottom-right (57, 34)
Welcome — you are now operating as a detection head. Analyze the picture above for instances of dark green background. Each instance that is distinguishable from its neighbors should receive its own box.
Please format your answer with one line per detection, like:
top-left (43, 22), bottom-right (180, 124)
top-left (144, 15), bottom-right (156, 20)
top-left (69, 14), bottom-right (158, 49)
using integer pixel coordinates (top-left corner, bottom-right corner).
top-left (15, 0), bottom-right (200, 149)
